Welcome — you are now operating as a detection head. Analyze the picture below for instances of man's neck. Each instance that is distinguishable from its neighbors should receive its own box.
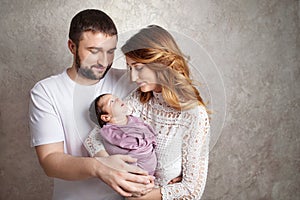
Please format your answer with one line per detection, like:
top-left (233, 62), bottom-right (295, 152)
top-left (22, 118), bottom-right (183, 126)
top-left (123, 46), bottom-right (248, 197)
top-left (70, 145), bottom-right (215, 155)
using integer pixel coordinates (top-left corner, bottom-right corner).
top-left (67, 67), bottom-right (100, 85)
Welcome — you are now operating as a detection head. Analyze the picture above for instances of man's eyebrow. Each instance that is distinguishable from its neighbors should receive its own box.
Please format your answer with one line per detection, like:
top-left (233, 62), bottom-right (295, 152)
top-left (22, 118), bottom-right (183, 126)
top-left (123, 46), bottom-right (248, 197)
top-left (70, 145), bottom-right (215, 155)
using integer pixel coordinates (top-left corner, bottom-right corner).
top-left (87, 47), bottom-right (102, 50)
top-left (87, 47), bottom-right (117, 51)
top-left (109, 47), bottom-right (117, 51)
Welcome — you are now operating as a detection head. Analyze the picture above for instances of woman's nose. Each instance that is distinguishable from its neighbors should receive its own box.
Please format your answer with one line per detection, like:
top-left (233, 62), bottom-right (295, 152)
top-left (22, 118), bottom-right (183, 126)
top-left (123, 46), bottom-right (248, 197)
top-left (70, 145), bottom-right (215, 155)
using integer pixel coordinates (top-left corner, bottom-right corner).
top-left (130, 69), bottom-right (138, 82)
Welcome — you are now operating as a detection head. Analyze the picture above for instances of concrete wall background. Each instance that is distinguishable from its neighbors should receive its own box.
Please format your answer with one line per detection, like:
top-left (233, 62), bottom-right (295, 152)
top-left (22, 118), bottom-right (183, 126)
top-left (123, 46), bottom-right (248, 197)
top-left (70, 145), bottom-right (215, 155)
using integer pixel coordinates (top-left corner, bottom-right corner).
top-left (0, 0), bottom-right (299, 199)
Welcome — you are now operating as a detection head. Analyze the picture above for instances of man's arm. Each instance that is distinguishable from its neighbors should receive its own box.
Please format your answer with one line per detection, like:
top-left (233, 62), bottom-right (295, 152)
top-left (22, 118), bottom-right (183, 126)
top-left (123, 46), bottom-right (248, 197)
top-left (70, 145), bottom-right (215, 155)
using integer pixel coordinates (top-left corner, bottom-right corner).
top-left (36, 142), bottom-right (154, 197)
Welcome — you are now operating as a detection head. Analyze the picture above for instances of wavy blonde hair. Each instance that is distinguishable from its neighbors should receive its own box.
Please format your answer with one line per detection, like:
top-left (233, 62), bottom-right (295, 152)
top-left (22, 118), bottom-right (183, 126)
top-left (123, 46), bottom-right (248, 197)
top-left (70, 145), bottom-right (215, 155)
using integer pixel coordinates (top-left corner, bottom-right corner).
top-left (121, 25), bottom-right (207, 111)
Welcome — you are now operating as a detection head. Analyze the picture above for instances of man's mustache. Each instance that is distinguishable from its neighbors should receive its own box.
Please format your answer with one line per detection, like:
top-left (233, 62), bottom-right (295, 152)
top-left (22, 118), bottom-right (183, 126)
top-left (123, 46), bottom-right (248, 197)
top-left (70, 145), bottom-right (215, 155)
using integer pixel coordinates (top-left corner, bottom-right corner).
top-left (91, 64), bottom-right (106, 69)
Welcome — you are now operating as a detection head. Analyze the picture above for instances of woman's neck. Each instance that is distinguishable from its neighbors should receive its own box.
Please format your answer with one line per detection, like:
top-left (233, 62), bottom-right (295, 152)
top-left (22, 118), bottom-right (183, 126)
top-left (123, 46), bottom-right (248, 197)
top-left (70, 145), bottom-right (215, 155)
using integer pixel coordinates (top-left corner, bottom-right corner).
top-left (154, 85), bottom-right (162, 93)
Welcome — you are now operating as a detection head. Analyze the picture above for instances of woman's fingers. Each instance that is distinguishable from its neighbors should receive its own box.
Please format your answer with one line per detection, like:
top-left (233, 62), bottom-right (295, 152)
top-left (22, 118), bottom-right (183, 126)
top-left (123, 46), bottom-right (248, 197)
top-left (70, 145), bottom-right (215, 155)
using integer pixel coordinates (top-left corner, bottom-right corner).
top-left (168, 176), bottom-right (182, 184)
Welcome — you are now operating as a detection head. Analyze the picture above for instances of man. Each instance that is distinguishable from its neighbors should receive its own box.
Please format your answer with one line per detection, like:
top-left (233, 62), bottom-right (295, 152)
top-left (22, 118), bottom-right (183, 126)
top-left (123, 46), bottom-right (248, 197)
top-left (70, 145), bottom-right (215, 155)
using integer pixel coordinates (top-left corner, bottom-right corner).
top-left (29, 9), bottom-right (153, 200)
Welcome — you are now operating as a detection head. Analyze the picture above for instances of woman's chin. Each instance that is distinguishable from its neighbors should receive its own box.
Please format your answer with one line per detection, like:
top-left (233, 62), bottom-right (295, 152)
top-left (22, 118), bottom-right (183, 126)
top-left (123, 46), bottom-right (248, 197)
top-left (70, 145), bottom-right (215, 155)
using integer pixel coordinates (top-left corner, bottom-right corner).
top-left (139, 86), bottom-right (149, 92)
top-left (140, 87), bottom-right (154, 93)
top-left (139, 85), bottom-right (158, 93)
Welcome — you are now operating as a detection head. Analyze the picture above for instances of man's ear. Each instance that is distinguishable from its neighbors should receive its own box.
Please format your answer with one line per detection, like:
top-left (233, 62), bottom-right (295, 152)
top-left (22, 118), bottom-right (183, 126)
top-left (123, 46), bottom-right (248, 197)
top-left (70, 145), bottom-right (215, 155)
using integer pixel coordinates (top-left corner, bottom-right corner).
top-left (100, 114), bottom-right (111, 122)
top-left (68, 39), bottom-right (76, 55)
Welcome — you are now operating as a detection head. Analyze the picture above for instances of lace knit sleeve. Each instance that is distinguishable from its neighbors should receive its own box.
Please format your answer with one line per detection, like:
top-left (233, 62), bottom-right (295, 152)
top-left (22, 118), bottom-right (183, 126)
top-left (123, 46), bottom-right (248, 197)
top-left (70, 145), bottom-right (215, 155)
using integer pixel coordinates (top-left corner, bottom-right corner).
top-left (161, 106), bottom-right (210, 199)
top-left (84, 126), bottom-right (105, 157)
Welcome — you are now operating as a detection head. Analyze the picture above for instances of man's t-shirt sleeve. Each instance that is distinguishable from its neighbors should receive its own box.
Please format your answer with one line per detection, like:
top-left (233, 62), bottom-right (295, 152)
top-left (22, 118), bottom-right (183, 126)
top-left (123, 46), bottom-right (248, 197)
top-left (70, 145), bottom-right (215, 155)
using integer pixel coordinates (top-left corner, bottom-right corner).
top-left (29, 82), bottom-right (64, 147)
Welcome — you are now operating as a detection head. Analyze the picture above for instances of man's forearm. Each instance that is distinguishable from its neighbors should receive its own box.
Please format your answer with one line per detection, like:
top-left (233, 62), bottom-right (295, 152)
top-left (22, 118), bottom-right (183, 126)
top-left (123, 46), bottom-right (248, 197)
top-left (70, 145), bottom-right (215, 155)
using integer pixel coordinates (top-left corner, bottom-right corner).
top-left (35, 143), bottom-right (155, 197)
top-left (40, 152), bottom-right (100, 180)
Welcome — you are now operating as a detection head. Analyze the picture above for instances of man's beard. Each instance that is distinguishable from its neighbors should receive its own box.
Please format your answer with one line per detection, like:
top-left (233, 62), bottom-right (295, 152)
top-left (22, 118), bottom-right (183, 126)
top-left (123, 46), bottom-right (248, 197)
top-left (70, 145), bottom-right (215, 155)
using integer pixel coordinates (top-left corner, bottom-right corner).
top-left (75, 52), bottom-right (112, 80)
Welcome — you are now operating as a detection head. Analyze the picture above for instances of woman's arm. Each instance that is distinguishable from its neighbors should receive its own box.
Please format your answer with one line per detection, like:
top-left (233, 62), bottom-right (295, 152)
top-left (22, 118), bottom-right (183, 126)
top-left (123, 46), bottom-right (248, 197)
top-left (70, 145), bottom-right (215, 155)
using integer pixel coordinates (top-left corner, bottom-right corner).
top-left (161, 106), bottom-right (210, 199)
top-left (127, 106), bottom-right (210, 200)
top-left (84, 126), bottom-right (106, 157)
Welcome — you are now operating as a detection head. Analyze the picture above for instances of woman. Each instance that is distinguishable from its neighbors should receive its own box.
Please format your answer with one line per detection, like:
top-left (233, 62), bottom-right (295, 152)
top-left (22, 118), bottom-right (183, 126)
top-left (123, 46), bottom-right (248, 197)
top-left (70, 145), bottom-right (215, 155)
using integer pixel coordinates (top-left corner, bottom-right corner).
top-left (86, 25), bottom-right (210, 199)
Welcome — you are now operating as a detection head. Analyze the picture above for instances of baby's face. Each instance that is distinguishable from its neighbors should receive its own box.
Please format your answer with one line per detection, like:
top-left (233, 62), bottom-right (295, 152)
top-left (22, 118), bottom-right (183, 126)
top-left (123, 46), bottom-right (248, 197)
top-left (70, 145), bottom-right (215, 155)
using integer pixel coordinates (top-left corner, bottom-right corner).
top-left (98, 94), bottom-right (128, 117)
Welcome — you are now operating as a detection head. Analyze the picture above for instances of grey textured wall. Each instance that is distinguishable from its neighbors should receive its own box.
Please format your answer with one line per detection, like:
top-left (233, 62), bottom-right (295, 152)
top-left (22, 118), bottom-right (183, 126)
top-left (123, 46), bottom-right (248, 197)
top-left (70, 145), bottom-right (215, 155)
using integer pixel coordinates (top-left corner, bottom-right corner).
top-left (0, 0), bottom-right (299, 199)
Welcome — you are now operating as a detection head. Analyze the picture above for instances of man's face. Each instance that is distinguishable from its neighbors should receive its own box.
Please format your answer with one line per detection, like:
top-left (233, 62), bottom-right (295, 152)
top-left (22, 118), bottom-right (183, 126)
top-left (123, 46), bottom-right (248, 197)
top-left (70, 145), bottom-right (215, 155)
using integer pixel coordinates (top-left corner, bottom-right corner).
top-left (75, 31), bottom-right (117, 80)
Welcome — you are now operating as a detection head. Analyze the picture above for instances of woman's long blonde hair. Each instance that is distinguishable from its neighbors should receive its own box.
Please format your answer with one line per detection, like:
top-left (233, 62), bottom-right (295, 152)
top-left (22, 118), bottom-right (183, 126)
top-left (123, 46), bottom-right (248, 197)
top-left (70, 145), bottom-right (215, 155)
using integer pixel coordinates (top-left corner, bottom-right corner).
top-left (121, 25), bottom-right (207, 111)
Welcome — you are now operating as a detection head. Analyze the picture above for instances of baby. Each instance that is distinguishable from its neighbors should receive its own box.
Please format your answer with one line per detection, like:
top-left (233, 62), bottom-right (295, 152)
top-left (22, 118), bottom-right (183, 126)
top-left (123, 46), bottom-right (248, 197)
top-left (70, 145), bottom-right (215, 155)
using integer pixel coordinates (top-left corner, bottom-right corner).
top-left (93, 93), bottom-right (157, 175)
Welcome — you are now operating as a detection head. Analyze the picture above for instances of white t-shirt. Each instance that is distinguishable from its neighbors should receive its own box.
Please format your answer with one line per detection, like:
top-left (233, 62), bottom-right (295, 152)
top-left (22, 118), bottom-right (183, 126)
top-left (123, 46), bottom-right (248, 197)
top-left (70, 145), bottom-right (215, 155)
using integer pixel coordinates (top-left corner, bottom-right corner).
top-left (29, 68), bottom-right (125, 200)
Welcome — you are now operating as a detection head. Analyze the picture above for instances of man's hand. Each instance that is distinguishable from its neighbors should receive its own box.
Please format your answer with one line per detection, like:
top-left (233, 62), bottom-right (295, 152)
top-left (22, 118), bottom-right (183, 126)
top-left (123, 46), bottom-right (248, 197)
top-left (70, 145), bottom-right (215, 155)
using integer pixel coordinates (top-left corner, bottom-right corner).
top-left (95, 154), bottom-right (155, 197)
top-left (36, 142), bottom-right (154, 197)
top-left (95, 154), bottom-right (146, 174)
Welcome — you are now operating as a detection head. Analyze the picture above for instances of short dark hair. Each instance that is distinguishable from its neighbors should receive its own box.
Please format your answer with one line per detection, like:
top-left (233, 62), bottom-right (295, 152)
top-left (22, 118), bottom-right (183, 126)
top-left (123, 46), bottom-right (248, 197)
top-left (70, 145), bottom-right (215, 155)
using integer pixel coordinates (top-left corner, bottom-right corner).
top-left (69, 9), bottom-right (117, 46)
top-left (95, 93), bottom-right (110, 128)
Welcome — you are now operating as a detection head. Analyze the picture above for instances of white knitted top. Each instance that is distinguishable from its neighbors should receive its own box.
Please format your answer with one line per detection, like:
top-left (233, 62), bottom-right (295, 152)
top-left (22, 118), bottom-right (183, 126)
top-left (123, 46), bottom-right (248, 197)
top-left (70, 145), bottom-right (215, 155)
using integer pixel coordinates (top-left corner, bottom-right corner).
top-left (85, 91), bottom-right (210, 199)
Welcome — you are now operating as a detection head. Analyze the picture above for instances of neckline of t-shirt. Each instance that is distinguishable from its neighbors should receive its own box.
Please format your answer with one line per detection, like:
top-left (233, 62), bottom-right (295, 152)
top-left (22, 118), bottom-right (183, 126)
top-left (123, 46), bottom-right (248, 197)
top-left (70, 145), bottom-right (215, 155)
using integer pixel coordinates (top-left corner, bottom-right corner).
top-left (62, 69), bottom-right (102, 88)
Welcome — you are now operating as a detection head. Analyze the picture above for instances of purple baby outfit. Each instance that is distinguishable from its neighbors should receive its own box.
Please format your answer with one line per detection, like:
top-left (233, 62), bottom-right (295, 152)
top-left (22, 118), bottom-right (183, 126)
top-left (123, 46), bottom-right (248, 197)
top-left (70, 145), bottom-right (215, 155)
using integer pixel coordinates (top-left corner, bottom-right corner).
top-left (100, 115), bottom-right (157, 175)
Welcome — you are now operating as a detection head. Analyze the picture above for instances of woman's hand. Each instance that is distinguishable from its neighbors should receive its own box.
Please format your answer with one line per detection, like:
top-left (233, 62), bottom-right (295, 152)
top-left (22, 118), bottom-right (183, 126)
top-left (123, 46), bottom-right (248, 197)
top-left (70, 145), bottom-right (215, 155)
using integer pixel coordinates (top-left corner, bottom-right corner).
top-left (126, 188), bottom-right (161, 200)
top-left (168, 176), bottom-right (182, 184)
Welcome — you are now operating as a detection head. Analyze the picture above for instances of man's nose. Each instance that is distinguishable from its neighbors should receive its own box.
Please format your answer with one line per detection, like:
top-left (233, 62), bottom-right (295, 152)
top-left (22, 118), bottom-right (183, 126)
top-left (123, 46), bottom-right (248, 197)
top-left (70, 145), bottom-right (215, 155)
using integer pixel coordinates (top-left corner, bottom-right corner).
top-left (97, 53), bottom-right (108, 67)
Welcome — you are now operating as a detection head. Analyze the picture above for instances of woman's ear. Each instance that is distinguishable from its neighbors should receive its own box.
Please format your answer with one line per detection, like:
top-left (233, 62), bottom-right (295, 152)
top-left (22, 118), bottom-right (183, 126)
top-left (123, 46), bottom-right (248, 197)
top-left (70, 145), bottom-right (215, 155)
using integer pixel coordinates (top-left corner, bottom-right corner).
top-left (68, 39), bottom-right (76, 55)
top-left (100, 114), bottom-right (111, 122)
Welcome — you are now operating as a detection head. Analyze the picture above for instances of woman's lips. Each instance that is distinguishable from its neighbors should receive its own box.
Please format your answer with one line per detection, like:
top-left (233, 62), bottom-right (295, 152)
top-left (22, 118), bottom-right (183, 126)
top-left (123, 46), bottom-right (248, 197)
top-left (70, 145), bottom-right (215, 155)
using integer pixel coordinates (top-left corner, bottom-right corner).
top-left (136, 82), bottom-right (146, 87)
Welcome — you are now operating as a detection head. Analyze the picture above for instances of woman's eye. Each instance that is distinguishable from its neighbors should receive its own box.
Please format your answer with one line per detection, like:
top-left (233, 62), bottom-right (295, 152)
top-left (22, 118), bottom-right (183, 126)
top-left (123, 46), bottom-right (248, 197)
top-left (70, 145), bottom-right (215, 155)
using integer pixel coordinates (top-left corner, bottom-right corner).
top-left (136, 66), bottom-right (143, 71)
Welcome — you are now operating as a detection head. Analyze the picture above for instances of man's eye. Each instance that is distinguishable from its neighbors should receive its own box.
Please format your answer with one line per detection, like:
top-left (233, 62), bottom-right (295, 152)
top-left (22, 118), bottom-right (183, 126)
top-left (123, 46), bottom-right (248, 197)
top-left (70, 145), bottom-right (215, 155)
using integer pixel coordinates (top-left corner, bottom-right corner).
top-left (90, 49), bottom-right (98, 54)
top-left (108, 50), bottom-right (115, 54)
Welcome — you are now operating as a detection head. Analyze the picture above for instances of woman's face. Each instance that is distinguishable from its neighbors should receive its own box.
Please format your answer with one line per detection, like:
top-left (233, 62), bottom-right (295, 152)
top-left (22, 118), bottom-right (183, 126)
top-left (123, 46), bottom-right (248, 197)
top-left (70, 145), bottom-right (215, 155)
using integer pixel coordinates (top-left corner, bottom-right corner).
top-left (126, 56), bottom-right (161, 92)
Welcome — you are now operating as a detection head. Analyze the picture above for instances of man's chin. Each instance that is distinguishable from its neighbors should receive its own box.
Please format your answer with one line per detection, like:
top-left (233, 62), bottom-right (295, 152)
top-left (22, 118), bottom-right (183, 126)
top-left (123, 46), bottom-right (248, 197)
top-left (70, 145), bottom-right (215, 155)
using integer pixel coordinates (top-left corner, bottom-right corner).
top-left (99, 65), bottom-right (112, 79)
top-left (94, 72), bottom-right (106, 80)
